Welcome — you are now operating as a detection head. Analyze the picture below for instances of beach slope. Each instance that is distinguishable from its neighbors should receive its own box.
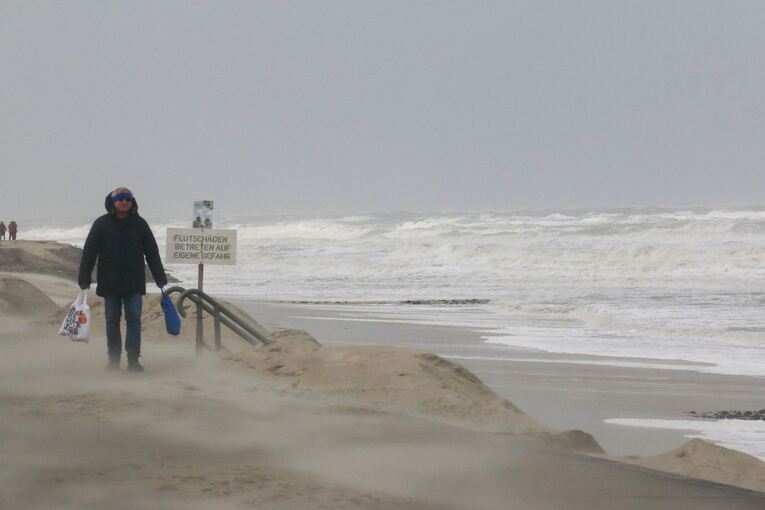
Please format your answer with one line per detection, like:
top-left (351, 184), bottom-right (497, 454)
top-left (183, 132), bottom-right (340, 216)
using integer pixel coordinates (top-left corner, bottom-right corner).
top-left (1, 242), bottom-right (764, 508)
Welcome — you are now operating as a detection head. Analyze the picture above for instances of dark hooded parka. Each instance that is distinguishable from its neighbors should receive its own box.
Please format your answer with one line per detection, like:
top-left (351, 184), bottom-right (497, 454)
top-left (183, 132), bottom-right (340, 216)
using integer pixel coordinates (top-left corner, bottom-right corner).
top-left (78, 194), bottom-right (168, 296)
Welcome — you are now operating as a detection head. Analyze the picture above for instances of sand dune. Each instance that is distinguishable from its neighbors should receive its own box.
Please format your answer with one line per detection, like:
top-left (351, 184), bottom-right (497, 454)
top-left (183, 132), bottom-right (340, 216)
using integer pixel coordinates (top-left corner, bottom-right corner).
top-left (226, 330), bottom-right (546, 433)
top-left (0, 274), bottom-right (62, 317)
top-left (0, 240), bottom-right (174, 284)
top-left (0, 240), bottom-right (83, 280)
top-left (225, 329), bottom-right (605, 454)
top-left (626, 438), bottom-right (765, 493)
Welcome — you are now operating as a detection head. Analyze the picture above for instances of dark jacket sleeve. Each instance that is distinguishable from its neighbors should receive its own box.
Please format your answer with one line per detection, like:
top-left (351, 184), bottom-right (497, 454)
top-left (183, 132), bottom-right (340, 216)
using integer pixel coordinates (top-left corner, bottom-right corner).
top-left (78, 220), bottom-right (100, 289)
top-left (142, 220), bottom-right (168, 287)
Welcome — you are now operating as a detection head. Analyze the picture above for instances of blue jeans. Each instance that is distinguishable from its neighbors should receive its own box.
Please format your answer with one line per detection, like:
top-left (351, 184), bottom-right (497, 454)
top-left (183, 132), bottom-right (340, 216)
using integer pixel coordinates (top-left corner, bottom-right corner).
top-left (104, 294), bottom-right (143, 357)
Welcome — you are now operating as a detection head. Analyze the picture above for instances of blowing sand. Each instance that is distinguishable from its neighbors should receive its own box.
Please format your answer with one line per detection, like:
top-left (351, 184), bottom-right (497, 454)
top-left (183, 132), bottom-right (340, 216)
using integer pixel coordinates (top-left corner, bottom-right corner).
top-left (2, 248), bottom-right (765, 508)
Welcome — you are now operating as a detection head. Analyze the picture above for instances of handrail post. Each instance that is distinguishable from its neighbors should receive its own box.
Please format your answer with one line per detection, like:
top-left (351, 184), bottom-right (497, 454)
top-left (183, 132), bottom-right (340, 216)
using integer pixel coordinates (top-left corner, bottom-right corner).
top-left (195, 302), bottom-right (204, 354)
top-left (196, 263), bottom-right (205, 354)
top-left (214, 308), bottom-right (222, 351)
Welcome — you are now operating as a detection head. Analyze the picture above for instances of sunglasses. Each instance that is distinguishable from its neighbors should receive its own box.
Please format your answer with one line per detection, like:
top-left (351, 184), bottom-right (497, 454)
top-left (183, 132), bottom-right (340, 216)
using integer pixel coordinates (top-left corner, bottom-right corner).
top-left (112, 192), bottom-right (133, 203)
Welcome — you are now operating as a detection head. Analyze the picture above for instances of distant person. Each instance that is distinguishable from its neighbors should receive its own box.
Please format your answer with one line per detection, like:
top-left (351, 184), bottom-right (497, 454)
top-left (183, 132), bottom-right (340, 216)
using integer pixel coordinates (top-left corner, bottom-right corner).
top-left (7, 221), bottom-right (17, 240)
top-left (0, 221), bottom-right (5, 240)
top-left (78, 187), bottom-right (168, 372)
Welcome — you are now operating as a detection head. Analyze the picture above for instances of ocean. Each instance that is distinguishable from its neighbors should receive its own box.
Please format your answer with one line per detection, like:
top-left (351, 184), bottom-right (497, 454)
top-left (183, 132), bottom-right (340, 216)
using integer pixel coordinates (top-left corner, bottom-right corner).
top-left (24, 207), bottom-right (765, 459)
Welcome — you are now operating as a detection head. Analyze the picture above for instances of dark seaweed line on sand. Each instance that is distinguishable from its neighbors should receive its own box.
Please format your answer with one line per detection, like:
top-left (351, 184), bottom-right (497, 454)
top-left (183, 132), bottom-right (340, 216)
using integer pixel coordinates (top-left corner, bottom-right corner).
top-left (280, 298), bottom-right (491, 306)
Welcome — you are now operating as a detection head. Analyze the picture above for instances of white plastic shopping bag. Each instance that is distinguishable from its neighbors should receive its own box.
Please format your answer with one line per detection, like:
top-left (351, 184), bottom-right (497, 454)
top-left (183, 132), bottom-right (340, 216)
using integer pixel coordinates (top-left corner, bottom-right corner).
top-left (58, 289), bottom-right (91, 342)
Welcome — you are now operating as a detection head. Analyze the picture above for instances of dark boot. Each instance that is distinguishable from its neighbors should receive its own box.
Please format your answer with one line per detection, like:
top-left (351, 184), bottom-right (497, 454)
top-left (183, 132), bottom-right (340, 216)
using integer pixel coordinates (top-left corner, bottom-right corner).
top-left (105, 354), bottom-right (120, 371)
top-left (126, 352), bottom-right (144, 372)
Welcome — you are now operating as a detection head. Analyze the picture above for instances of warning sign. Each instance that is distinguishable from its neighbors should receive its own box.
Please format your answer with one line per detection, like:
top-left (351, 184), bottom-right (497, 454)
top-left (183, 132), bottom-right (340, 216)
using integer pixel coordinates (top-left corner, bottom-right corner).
top-left (166, 228), bottom-right (237, 265)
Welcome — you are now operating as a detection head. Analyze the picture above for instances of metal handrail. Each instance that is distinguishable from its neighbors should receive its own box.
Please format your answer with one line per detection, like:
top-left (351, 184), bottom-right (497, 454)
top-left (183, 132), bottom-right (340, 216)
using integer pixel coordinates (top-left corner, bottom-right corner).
top-left (164, 286), bottom-right (273, 351)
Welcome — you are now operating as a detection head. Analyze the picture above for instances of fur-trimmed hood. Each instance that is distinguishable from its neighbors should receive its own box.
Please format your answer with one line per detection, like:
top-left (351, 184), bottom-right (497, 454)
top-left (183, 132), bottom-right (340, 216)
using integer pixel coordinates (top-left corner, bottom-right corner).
top-left (104, 192), bottom-right (139, 217)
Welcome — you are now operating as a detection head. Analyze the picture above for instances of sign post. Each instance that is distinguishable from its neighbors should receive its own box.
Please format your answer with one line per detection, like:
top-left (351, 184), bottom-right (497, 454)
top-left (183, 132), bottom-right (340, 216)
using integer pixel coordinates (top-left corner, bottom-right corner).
top-left (166, 227), bottom-right (237, 353)
top-left (194, 200), bottom-right (213, 352)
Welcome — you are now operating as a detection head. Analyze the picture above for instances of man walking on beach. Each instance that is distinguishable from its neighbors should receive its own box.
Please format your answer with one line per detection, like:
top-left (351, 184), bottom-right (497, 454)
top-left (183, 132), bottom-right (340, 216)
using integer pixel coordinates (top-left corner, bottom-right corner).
top-left (77, 187), bottom-right (168, 372)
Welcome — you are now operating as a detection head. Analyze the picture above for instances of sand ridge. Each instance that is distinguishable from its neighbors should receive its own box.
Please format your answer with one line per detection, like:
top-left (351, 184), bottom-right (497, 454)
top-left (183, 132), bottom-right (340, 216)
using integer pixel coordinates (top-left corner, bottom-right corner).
top-left (0, 240), bottom-right (83, 280)
top-left (0, 274), bottom-right (62, 317)
top-left (624, 438), bottom-right (765, 493)
top-left (224, 329), bottom-right (607, 454)
top-left (0, 239), bottom-right (175, 285)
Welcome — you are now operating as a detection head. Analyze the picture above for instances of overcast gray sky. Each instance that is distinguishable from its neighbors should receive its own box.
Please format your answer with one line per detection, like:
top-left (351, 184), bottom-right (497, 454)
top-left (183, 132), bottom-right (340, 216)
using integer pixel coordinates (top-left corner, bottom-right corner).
top-left (2, 1), bottom-right (764, 221)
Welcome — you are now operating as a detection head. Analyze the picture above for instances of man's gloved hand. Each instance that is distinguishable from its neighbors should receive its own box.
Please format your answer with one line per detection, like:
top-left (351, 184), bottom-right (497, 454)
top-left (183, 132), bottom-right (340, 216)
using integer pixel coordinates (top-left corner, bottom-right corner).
top-left (80, 284), bottom-right (90, 290)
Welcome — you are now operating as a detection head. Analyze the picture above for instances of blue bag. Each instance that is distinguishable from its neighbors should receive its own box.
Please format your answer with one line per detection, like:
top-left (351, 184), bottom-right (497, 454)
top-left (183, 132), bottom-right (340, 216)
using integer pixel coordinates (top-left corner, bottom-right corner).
top-left (161, 292), bottom-right (181, 336)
